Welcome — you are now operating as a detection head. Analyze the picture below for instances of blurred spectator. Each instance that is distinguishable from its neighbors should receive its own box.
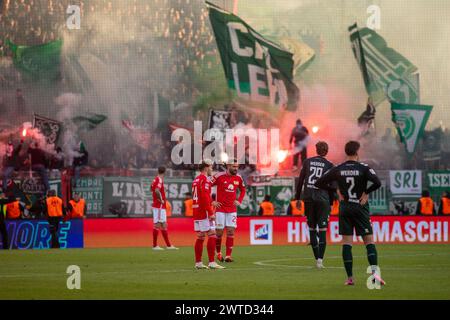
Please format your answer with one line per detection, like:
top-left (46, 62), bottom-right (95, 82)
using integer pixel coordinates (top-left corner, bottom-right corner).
top-left (289, 119), bottom-right (310, 170)
top-left (27, 141), bottom-right (50, 191)
top-left (2, 139), bottom-right (23, 191)
top-left (438, 191), bottom-right (450, 216)
top-left (73, 142), bottom-right (88, 187)
top-left (6, 196), bottom-right (24, 219)
top-left (287, 197), bottom-right (304, 216)
top-left (416, 190), bottom-right (436, 216)
top-left (258, 194), bottom-right (274, 216)
top-left (183, 192), bottom-right (193, 217)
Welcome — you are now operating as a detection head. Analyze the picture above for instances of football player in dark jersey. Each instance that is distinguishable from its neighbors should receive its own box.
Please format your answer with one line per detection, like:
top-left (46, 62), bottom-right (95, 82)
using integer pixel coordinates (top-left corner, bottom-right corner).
top-left (295, 141), bottom-right (334, 268)
top-left (315, 141), bottom-right (385, 286)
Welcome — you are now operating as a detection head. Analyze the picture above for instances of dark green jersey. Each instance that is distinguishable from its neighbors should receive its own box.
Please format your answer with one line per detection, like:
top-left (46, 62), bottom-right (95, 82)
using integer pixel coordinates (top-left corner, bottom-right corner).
top-left (295, 156), bottom-right (334, 202)
top-left (315, 160), bottom-right (381, 204)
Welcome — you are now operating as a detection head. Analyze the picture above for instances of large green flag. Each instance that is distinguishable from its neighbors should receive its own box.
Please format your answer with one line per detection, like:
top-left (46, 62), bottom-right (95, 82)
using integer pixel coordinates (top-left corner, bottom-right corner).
top-left (349, 24), bottom-right (419, 106)
top-left (207, 2), bottom-right (300, 111)
top-left (153, 92), bottom-right (172, 130)
top-left (6, 39), bottom-right (63, 81)
top-left (391, 102), bottom-right (432, 154)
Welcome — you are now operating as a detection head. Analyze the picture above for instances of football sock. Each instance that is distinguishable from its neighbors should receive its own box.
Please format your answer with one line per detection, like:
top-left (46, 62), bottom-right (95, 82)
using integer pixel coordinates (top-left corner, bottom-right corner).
top-left (152, 229), bottom-right (159, 247)
top-left (195, 238), bottom-right (204, 263)
top-left (216, 235), bottom-right (222, 253)
top-left (342, 244), bottom-right (353, 278)
top-left (225, 236), bottom-right (234, 257)
top-left (207, 235), bottom-right (216, 263)
top-left (318, 231), bottom-right (327, 259)
top-left (161, 229), bottom-right (172, 247)
top-left (366, 243), bottom-right (378, 270)
top-left (309, 230), bottom-right (319, 260)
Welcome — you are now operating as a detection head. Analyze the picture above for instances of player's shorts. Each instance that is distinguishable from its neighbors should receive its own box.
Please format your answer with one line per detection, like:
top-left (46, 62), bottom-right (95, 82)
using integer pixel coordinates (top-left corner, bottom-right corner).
top-left (215, 212), bottom-right (237, 229)
top-left (304, 199), bottom-right (330, 229)
top-left (194, 218), bottom-right (216, 232)
top-left (152, 207), bottom-right (167, 224)
top-left (338, 201), bottom-right (373, 236)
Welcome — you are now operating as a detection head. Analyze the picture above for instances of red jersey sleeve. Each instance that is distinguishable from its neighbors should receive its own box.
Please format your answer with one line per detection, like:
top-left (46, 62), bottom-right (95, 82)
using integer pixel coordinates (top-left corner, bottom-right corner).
top-left (199, 176), bottom-right (213, 215)
top-left (237, 175), bottom-right (246, 203)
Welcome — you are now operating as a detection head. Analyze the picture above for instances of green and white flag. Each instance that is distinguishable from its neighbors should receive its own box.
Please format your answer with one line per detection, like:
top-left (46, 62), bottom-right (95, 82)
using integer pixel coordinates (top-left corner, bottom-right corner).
top-left (71, 113), bottom-right (107, 133)
top-left (391, 102), bottom-right (432, 154)
top-left (349, 24), bottom-right (419, 106)
top-left (207, 2), bottom-right (300, 111)
top-left (6, 39), bottom-right (62, 81)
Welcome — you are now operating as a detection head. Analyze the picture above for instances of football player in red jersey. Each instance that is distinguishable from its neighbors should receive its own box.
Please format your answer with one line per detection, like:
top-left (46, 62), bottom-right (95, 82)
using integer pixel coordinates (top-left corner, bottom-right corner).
top-left (151, 166), bottom-right (178, 250)
top-left (192, 160), bottom-right (225, 269)
top-left (210, 159), bottom-right (245, 262)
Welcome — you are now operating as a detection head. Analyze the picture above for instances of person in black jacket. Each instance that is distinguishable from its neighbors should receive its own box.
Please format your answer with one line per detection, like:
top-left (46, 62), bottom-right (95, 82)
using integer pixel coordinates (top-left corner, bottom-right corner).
top-left (2, 139), bottom-right (23, 192)
top-left (289, 119), bottom-right (310, 170)
top-left (27, 141), bottom-right (50, 192)
top-left (0, 192), bottom-right (17, 249)
top-left (72, 142), bottom-right (88, 187)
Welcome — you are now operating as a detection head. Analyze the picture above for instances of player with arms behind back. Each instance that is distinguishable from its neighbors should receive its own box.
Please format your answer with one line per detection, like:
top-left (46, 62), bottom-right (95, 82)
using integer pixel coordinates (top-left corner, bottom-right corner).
top-left (151, 166), bottom-right (178, 250)
top-left (295, 141), bottom-right (334, 268)
top-left (315, 141), bottom-right (385, 286)
top-left (192, 160), bottom-right (225, 269)
top-left (210, 159), bottom-right (245, 263)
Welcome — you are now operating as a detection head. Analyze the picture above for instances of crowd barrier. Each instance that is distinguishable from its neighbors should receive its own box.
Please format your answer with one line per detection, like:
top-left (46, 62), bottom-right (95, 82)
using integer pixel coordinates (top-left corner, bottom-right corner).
top-left (6, 170), bottom-right (449, 217)
top-left (2, 216), bottom-right (448, 249)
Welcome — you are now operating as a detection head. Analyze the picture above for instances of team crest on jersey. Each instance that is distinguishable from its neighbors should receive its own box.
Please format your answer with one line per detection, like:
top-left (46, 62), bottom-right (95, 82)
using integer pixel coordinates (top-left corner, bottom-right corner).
top-left (250, 220), bottom-right (273, 245)
top-left (233, 181), bottom-right (239, 185)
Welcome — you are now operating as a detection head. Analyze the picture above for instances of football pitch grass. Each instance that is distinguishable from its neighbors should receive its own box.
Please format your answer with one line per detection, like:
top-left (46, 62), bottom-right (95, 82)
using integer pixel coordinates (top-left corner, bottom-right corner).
top-left (1, 244), bottom-right (449, 300)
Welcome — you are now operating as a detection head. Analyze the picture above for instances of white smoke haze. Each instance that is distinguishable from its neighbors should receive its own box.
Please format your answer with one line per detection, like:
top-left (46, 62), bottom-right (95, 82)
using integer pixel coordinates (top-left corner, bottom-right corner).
top-left (0, 0), bottom-right (448, 169)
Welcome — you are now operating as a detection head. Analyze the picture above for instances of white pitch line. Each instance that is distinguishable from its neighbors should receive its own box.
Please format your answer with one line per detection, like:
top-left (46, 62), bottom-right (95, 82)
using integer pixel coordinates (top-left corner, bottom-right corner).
top-left (253, 252), bottom-right (450, 270)
top-left (0, 267), bottom-right (270, 279)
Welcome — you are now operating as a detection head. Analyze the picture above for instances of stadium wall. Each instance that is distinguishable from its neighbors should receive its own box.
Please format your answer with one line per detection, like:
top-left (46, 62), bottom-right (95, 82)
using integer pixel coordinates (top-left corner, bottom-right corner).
top-left (83, 216), bottom-right (450, 248)
top-left (1, 216), bottom-right (448, 249)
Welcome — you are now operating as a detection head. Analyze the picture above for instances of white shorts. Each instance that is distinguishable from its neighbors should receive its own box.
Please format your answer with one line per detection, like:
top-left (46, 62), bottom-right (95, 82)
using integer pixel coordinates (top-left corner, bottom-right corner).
top-left (215, 212), bottom-right (237, 229)
top-left (152, 207), bottom-right (167, 224)
top-left (194, 218), bottom-right (216, 232)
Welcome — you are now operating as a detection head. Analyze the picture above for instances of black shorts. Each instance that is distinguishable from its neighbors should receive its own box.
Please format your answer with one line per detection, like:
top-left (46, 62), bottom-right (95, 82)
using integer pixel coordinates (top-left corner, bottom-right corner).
top-left (304, 200), bottom-right (330, 229)
top-left (339, 201), bottom-right (373, 236)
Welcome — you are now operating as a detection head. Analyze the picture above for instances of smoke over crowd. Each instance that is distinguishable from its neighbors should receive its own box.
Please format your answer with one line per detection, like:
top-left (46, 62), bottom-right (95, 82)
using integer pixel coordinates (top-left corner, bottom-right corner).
top-left (0, 0), bottom-right (449, 172)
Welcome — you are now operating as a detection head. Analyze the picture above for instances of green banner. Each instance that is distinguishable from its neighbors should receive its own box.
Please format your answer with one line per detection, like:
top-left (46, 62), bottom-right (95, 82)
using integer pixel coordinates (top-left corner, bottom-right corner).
top-left (6, 39), bottom-right (62, 81)
top-left (73, 177), bottom-right (103, 215)
top-left (369, 180), bottom-right (388, 213)
top-left (427, 170), bottom-right (450, 198)
top-left (391, 102), bottom-right (432, 154)
top-left (72, 113), bottom-right (107, 133)
top-left (349, 24), bottom-right (418, 106)
top-left (207, 2), bottom-right (300, 110)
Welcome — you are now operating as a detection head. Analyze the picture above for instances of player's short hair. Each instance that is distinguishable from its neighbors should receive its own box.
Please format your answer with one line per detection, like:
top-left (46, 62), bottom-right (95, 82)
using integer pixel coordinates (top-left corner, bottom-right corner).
top-left (158, 166), bottom-right (166, 174)
top-left (226, 158), bottom-right (238, 165)
top-left (316, 141), bottom-right (328, 156)
top-left (198, 160), bottom-right (212, 171)
top-left (422, 190), bottom-right (430, 197)
top-left (47, 189), bottom-right (56, 197)
top-left (345, 140), bottom-right (360, 156)
top-left (264, 194), bottom-right (271, 202)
